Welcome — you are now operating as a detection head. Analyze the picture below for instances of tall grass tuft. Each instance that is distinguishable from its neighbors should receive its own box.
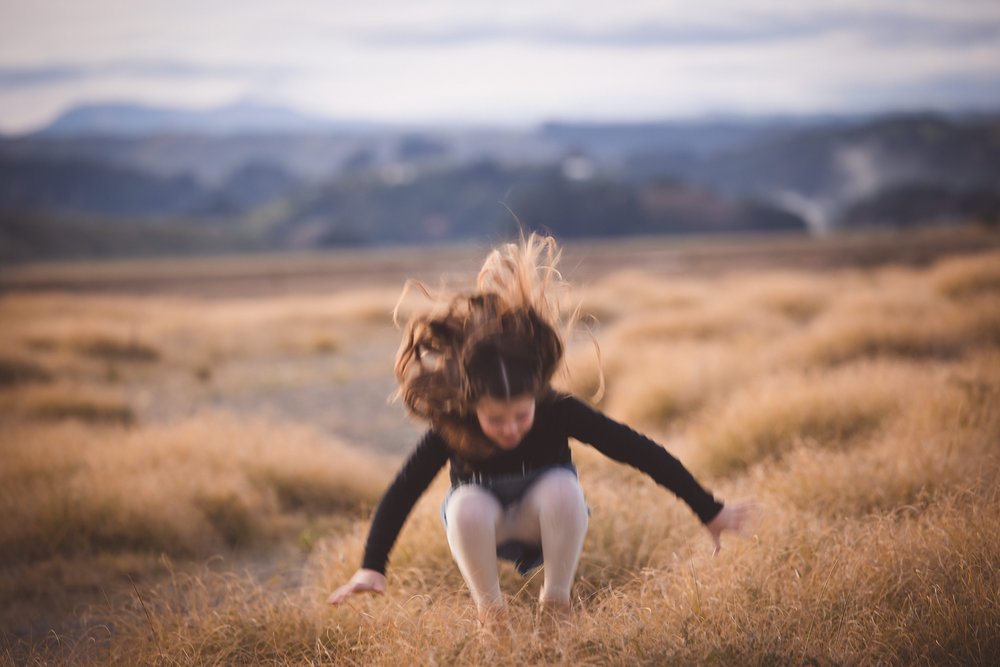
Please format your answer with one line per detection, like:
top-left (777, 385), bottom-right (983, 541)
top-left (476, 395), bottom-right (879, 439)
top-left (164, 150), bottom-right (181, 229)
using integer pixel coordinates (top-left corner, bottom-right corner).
top-left (930, 249), bottom-right (1000, 299)
top-left (601, 341), bottom-right (753, 428)
top-left (0, 414), bottom-right (389, 565)
top-left (787, 289), bottom-right (974, 365)
top-left (688, 361), bottom-right (911, 477)
top-left (728, 271), bottom-right (832, 322)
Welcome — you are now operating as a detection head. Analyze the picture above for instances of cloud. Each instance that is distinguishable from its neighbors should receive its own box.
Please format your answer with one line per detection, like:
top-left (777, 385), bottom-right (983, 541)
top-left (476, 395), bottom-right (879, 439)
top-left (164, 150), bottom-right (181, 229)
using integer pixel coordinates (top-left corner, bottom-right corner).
top-left (1, 1), bottom-right (998, 131)
top-left (858, 12), bottom-right (1000, 47)
top-left (0, 66), bottom-right (83, 87)
top-left (356, 22), bottom-right (822, 48)
top-left (353, 10), bottom-right (1000, 49)
top-left (0, 60), bottom-right (296, 89)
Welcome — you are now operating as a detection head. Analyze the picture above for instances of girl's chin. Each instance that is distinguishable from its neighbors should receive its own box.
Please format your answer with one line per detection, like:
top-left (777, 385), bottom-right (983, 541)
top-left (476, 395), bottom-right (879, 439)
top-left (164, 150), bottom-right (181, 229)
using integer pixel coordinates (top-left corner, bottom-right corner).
top-left (493, 438), bottom-right (521, 450)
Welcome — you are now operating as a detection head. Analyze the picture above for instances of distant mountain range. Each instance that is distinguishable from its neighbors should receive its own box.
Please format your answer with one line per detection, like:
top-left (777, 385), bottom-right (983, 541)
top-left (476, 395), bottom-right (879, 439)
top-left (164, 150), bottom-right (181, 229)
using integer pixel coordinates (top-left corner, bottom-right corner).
top-left (35, 101), bottom-right (382, 137)
top-left (1, 103), bottom-right (997, 261)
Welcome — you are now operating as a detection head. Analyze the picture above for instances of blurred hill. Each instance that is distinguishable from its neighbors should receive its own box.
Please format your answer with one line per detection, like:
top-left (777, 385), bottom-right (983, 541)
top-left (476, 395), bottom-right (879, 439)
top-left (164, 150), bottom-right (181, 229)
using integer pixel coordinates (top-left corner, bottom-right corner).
top-left (1, 104), bottom-right (998, 261)
top-left (628, 113), bottom-right (1000, 232)
top-left (37, 101), bottom-right (379, 137)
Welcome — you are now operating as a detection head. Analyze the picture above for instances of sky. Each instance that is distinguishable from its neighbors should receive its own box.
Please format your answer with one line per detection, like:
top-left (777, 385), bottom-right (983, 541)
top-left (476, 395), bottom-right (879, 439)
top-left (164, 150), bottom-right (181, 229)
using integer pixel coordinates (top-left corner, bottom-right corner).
top-left (1, 0), bottom-right (1000, 134)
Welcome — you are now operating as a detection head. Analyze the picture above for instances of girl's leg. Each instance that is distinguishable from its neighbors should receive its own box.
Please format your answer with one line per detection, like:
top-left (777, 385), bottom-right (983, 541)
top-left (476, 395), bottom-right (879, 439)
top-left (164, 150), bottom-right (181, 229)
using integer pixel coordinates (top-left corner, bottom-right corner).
top-left (500, 468), bottom-right (589, 606)
top-left (444, 485), bottom-right (504, 611)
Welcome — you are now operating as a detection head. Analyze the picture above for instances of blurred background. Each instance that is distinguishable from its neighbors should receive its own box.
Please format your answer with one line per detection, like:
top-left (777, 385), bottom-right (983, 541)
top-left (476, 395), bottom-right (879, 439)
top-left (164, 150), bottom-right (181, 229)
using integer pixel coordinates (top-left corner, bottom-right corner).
top-left (3, 5), bottom-right (1000, 663)
top-left (1, 0), bottom-right (999, 262)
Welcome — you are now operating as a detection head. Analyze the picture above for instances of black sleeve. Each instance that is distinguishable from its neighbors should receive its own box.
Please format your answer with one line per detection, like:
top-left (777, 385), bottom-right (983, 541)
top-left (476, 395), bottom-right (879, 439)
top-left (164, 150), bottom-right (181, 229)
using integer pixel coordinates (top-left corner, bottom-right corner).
top-left (562, 396), bottom-right (723, 524)
top-left (361, 431), bottom-right (450, 574)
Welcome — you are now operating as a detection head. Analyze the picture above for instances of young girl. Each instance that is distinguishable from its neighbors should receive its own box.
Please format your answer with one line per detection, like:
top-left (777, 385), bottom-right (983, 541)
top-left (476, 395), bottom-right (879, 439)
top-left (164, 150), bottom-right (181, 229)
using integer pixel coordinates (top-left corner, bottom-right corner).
top-left (328, 233), bottom-right (752, 618)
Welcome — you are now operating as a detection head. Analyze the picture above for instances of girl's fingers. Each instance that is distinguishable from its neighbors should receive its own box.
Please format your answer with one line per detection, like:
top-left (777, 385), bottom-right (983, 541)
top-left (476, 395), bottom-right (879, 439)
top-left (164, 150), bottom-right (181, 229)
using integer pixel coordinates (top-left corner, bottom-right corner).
top-left (327, 580), bottom-right (384, 605)
top-left (328, 583), bottom-right (361, 605)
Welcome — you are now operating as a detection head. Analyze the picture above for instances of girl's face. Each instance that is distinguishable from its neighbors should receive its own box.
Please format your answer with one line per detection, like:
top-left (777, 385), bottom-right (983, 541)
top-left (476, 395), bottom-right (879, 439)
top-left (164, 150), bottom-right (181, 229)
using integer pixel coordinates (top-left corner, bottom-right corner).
top-left (475, 394), bottom-right (536, 450)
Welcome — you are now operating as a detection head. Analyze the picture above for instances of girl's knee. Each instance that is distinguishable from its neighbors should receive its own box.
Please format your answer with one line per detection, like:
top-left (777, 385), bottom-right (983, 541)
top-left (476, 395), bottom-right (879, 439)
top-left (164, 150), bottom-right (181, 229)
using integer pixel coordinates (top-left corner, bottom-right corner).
top-left (533, 470), bottom-right (587, 520)
top-left (445, 486), bottom-right (500, 533)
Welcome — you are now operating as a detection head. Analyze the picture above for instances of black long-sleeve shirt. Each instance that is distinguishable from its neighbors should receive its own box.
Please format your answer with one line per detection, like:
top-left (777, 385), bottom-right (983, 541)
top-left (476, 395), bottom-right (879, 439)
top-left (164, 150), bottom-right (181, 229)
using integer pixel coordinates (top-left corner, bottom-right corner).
top-left (361, 393), bottom-right (723, 574)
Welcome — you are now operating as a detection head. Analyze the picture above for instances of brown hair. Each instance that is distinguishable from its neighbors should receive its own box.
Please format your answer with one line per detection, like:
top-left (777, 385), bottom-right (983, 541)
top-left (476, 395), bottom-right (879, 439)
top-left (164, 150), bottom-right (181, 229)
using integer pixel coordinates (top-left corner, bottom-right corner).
top-left (393, 233), bottom-right (571, 458)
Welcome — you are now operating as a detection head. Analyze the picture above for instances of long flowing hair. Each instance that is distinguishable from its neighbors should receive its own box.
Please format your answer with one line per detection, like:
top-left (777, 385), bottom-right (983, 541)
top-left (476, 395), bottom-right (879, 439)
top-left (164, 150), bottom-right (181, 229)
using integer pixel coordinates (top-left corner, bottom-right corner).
top-left (393, 233), bottom-right (575, 458)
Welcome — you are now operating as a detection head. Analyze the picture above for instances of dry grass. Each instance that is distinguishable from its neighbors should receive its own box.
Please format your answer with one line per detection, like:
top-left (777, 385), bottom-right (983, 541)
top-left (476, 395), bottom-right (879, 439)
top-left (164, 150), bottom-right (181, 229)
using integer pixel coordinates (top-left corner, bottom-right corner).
top-left (0, 413), bottom-right (389, 566)
top-left (5, 382), bottom-right (136, 425)
top-left (0, 287), bottom-right (405, 367)
top-left (611, 305), bottom-right (785, 344)
top-left (573, 270), bottom-right (713, 324)
top-left (0, 354), bottom-right (52, 386)
top-left (687, 361), bottom-right (911, 477)
top-left (930, 249), bottom-right (1000, 299)
top-left (71, 333), bottom-right (161, 363)
top-left (728, 271), bottom-right (833, 322)
top-left (3, 235), bottom-right (1000, 665)
top-left (785, 282), bottom-right (1000, 367)
top-left (22, 476), bottom-right (998, 666)
top-left (599, 340), bottom-right (755, 429)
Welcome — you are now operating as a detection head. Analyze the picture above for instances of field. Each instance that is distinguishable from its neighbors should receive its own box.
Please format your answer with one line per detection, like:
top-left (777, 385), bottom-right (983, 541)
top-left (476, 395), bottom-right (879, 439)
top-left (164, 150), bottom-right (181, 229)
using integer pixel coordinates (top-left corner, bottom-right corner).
top-left (1, 226), bottom-right (999, 665)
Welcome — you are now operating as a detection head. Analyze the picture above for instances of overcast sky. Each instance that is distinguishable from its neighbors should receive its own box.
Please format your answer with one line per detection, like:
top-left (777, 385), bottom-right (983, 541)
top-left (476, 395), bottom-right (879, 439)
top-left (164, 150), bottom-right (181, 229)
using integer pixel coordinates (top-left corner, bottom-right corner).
top-left (2, 0), bottom-right (1000, 133)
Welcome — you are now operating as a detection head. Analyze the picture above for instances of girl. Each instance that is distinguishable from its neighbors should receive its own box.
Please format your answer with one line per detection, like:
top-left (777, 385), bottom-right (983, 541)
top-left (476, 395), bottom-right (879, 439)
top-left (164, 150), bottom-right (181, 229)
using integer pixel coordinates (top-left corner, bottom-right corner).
top-left (328, 233), bottom-right (752, 618)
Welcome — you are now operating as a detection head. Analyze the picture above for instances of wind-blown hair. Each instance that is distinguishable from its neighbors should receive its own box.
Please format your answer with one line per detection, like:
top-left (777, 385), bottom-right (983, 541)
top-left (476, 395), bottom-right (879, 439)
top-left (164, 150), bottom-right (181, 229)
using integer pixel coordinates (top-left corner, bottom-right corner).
top-left (394, 233), bottom-right (572, 458)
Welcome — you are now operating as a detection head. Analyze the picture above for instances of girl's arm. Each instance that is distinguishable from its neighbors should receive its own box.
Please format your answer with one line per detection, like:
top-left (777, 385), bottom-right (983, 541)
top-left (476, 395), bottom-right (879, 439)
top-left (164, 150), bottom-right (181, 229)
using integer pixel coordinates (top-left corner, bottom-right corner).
top-left (562, 395), bottom-right (754, 550)
top-left (561, 395), bottom-right (722, 522)
top-left (328, 431), bottom-right (449, 606)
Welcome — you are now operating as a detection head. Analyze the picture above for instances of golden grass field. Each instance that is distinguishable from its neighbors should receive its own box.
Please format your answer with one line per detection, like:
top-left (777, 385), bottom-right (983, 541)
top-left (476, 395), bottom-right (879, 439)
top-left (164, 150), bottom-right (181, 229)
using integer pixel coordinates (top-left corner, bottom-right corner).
top-left (1, 227), bottom-right (999, 665)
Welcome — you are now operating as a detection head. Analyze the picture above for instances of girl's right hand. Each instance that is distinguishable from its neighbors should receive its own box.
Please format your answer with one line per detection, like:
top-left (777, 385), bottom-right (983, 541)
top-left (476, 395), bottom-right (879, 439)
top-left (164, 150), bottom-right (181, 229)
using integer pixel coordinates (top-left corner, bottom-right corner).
top-left (327, 568), bottom-right (387, 605)
top-left (705, 499), bottom-right (757, 556)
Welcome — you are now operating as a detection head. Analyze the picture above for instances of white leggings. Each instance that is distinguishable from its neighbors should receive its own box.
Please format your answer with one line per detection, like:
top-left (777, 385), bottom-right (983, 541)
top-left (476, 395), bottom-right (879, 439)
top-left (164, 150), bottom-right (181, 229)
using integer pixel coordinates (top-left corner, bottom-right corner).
top-left (444, 467), bottom-right (589, 609)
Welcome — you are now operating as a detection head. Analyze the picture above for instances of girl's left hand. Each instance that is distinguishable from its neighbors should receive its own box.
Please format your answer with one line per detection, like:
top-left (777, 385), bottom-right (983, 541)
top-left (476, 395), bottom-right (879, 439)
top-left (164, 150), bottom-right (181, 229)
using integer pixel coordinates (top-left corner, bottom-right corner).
top-left (706, 500), bottom-right (757, 556)
top-left (327, 568), bottom-right (387, 606)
